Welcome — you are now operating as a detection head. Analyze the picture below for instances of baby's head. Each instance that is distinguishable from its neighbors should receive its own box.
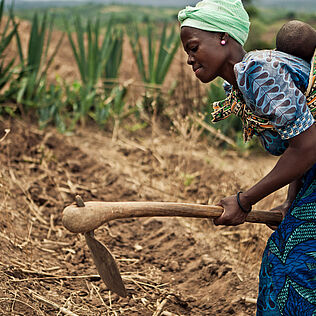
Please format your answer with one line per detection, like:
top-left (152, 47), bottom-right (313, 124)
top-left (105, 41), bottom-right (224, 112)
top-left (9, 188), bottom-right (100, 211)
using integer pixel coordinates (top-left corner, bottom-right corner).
top-left (276, 20), bottom-right (316, 62)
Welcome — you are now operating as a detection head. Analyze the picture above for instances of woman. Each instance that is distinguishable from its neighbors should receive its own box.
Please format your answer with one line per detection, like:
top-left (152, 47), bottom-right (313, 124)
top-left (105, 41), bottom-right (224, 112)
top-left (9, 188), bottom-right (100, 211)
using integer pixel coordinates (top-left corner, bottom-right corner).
top-left (178, 0), bottom-right (316, 315)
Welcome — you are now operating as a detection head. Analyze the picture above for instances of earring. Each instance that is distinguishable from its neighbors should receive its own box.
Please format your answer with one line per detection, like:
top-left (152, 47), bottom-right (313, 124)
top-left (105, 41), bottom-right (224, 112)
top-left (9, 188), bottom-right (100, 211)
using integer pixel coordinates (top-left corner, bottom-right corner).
top-left (221, 40), bottom-right (226, 45)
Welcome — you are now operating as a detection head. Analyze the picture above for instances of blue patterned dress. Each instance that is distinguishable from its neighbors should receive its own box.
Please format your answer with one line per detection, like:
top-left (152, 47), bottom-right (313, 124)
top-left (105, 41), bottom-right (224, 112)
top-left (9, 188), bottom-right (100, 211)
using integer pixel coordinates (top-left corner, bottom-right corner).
top-left (234, 50), bottom-right (316, 315)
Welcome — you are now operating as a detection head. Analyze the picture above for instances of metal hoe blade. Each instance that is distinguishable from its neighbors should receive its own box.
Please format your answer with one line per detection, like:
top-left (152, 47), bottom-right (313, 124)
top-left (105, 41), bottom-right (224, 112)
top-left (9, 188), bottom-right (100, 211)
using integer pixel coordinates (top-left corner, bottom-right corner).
top-left (75, 195), bottom-right (126, 297)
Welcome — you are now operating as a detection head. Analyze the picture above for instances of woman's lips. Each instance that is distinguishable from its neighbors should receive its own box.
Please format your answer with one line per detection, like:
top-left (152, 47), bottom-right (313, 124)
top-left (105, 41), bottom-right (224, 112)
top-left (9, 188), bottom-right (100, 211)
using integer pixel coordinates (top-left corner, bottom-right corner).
top-left (194, 66), bottom-right (202, 75)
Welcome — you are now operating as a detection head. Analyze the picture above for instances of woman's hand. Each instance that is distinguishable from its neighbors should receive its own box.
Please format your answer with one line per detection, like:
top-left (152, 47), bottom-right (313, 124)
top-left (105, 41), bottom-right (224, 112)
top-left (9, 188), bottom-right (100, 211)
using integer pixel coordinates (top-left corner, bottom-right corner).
top-left (213, 194), bottom-right (249, 226)
top-left (271, 200), bottom-right (292, 218)
top-left (267, 200), bottom-right (292, 230)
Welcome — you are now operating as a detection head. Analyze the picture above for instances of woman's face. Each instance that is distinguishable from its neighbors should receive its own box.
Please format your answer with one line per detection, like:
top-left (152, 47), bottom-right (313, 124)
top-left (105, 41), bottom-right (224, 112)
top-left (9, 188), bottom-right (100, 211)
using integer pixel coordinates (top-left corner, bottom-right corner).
top-left (180, 27), bottom-right (227, 83)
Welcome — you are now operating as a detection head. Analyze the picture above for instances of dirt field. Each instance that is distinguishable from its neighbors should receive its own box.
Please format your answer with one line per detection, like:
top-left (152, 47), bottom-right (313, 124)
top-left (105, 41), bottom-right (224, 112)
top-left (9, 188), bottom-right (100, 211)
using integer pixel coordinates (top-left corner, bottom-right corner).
top-left (0, 117), bottom-right (287, 316)
top-left (0, 17), bottom-right (288, 316)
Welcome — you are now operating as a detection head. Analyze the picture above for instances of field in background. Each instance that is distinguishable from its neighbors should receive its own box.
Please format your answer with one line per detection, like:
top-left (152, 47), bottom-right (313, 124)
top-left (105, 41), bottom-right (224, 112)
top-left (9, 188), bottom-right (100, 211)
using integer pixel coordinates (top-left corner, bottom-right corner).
top-left (3, 2), bottom-right (315, 148)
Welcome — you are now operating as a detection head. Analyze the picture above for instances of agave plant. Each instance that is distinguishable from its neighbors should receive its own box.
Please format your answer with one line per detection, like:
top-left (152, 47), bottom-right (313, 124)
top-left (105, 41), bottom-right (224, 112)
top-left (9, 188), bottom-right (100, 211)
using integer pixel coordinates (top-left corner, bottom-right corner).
top-left (0, 0), bottom-right (17, 93)
top-left (65, 16), bottom-right (120, 88)
top-left (103, 27), bottom-right (124, 85)
top-left (65, 16), bottom-right (125, 124)
top-left (12, 12), bottom-right (64, 107)
top-left (126, 22), bottom-right (180, 117)
top-left (126, 22), bottom-right (180, 85)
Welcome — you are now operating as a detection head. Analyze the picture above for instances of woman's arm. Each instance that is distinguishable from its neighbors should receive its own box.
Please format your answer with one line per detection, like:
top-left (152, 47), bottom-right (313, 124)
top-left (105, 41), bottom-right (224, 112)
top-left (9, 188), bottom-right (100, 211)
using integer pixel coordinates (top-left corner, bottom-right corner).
top-left (265, 178), bottom-right (303, 230)
top-left (214, 124), bottom-right (316, 226)
top-left (286, 178), bottom-right (303, 204)
top-left (279, 177), bottom-right (302, 209)
top-left (274, 177), bottom-right (303, 215)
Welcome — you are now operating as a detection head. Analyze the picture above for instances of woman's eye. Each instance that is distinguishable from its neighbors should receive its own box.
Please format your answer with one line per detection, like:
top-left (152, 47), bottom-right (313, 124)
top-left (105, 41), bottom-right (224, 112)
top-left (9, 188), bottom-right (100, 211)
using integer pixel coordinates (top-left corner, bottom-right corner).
top-left (191, 46), bottom-right (198, 52)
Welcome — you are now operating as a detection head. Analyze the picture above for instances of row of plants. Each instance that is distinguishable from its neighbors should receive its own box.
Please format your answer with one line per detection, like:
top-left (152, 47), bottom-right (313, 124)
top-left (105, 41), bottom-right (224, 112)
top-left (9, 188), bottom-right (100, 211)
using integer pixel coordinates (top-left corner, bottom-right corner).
top-left (0, 0), bottom-right (181, 136)
top-left (0, 0), bottom-right (266, 150)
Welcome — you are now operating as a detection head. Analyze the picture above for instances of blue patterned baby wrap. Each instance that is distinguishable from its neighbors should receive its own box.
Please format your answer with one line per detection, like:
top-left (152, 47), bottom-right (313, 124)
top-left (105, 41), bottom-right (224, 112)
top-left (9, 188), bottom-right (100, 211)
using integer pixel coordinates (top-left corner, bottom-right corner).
top-left (257, 164), bottom-right (316, 315)
top-left (234, 50), bottom-right (313, 156)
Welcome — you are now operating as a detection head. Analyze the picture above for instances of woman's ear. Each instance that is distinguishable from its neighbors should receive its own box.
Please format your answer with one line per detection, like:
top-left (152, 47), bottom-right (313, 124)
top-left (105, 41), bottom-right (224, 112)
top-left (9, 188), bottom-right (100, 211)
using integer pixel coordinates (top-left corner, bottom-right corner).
top-left (220, 32), bottom-right (230, 46)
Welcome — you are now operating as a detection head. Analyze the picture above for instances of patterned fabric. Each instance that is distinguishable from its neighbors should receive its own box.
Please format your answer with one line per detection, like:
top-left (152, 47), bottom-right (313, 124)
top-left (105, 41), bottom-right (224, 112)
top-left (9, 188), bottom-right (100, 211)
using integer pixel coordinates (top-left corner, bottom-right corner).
top-left (212, 86), bottom-right (276, 141)
top-left (306, 50), bottom-right (316, 119)
top-left (211, 50), bottom-right (315, 155)
top-left (257, 164), bottom-right (316, 315)
top-left (211, 49), bottom-right (316, 314)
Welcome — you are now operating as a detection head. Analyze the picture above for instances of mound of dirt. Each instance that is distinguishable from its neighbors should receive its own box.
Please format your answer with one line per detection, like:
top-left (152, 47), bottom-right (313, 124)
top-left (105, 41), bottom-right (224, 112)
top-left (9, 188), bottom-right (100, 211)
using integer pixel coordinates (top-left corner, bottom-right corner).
top-left (0, 118), bottom-right (285, 315)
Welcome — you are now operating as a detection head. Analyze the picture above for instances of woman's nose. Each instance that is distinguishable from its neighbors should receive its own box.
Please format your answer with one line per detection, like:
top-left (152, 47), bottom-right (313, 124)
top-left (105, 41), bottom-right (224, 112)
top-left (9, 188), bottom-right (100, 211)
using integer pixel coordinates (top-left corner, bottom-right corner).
top-left (187, 54), bottom-right (194, 65)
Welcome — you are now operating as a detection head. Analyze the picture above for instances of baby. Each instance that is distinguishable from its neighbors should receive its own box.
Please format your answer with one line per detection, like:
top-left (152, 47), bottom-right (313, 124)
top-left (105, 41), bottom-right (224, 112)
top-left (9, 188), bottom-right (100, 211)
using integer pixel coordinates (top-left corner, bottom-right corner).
top-left (276, 20), bottom-right (316, 62)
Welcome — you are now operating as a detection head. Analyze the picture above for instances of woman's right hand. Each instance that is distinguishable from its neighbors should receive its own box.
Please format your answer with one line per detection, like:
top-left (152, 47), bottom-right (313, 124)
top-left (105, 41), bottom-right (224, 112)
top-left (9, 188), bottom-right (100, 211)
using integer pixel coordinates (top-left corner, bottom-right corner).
top-left (213, 194), bottom-right (249, 226)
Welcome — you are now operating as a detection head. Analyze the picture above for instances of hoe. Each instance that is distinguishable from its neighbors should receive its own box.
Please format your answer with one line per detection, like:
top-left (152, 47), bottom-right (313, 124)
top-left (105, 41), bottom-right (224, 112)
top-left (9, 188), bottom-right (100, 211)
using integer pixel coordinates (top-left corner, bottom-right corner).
top-left (62, 195), bottom-right (282, 297)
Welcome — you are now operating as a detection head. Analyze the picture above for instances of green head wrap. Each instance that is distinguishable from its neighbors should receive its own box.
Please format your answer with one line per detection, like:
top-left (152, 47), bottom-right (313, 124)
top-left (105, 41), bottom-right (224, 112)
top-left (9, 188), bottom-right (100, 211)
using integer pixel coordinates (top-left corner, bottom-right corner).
top-left (178, 0), bottom-right (250, 46)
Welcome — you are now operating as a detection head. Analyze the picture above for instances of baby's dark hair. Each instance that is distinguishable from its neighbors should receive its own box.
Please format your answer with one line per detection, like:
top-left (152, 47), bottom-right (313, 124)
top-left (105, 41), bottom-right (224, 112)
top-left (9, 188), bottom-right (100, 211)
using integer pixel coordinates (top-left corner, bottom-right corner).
top-left (276, 20), bottom-right (316, 62)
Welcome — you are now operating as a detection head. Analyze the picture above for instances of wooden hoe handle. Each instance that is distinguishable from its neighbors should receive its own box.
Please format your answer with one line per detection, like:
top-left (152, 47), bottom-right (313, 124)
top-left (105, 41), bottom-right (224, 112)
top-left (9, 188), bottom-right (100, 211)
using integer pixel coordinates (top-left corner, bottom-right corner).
top-left (62, 201), bottom-right (283, 233)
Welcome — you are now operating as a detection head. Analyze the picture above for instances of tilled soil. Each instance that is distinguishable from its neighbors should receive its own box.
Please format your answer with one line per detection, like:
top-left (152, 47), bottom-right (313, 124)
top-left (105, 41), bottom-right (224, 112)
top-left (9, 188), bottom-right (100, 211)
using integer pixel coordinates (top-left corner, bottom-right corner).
top-left (0, 118), bottom-right (286, 315)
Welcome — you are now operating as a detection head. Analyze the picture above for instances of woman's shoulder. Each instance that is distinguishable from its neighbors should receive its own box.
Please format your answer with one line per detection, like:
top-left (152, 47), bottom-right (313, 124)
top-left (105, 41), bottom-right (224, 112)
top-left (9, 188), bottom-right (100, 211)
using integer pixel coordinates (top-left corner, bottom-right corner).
top-left (235, 49), bottom-right (310, 74)
top-left (234, 49), bottom-right (311, 95)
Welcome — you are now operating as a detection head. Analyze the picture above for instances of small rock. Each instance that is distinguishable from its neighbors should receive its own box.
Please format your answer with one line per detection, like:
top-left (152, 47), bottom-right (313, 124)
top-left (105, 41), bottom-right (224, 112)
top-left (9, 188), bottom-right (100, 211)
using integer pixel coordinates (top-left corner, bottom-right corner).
top-left (169, 260), bottom-right (180, 272)
top-left (201, 254), bottom-right (216, 266)
top-left (134, 244), bottom-right (143, 252)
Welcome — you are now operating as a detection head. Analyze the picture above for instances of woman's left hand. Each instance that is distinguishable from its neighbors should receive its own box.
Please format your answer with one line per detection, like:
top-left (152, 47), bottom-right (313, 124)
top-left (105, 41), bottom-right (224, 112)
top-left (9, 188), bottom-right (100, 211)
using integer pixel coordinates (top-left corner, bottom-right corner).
top-left (213, 194), bottom-right (249, 226)
top-left (266, 200), bottom-right (292, 230)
